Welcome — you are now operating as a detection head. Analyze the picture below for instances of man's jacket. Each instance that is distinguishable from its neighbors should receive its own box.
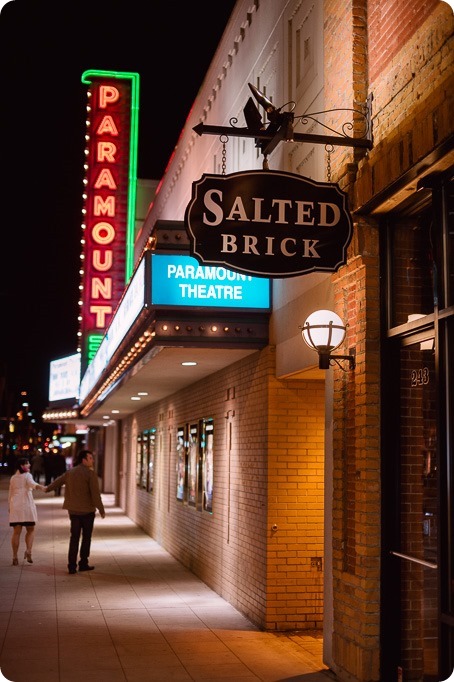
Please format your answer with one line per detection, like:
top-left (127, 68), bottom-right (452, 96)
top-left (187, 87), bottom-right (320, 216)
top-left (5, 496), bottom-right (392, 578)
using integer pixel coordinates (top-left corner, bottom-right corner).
top-left (46, 464), bottom-right (105, 516)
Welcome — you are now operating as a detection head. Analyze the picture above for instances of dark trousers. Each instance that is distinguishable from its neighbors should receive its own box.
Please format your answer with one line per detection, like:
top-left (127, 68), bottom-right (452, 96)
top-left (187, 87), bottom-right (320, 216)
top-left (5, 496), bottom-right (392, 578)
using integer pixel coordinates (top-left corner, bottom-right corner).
top-left (68, 512), bottom-right (95, 570)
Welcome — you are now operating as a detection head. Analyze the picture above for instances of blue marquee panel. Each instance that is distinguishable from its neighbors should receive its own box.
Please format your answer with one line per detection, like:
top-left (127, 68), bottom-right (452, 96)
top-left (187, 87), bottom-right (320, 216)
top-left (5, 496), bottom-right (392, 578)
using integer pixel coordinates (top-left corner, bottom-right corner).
top-left (151, 254), bottom-right (270, 310)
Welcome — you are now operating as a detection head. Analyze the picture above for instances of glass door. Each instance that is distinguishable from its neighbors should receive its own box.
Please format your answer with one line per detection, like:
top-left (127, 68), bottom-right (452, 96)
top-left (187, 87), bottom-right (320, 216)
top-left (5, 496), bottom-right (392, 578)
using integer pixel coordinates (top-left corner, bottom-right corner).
top-left (382, 169), bottom-right (453, 681)
top-left (389, 331), bottom-right (439, 682)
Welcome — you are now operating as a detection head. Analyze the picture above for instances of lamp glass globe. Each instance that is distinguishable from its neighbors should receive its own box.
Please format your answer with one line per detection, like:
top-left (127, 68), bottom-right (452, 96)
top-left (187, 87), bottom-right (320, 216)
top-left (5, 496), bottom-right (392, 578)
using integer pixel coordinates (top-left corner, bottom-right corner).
top-left (302, 309), bottom-right (346, 352)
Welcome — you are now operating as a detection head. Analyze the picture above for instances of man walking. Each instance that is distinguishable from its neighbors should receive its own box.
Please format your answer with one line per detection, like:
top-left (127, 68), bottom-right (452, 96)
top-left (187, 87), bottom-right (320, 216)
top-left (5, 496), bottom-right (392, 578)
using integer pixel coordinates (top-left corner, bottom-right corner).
top-left (45, 449), bottom-right (105, 574)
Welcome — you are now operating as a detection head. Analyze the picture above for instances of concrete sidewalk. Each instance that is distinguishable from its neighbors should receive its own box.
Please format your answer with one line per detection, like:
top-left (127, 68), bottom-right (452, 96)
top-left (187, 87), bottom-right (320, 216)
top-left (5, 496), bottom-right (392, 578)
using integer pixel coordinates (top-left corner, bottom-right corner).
top-left (0, 474), bottom-right (335, 682)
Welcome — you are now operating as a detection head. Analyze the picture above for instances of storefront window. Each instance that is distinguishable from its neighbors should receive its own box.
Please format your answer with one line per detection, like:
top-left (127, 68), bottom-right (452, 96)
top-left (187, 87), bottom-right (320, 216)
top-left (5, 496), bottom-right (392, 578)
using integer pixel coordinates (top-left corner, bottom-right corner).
top-left (389, 211), bottom-right (435, 328)
top-left (446, 177), bottom-right (454, 307)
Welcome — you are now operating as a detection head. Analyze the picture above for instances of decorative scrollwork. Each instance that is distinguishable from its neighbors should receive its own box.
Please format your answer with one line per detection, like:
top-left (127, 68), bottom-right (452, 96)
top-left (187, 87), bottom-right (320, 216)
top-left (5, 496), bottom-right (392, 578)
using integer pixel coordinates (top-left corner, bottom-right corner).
top-left (295, 105), bottom-right (371, 140)
top-left (193, 90), bottom-right (373, 152)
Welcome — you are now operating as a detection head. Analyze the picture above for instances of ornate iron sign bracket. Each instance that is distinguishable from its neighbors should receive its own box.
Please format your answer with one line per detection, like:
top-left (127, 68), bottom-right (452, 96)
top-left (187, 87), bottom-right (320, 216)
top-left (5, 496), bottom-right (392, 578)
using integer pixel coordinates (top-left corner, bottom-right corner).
top-left (193, 83), bottom-right (373, 160)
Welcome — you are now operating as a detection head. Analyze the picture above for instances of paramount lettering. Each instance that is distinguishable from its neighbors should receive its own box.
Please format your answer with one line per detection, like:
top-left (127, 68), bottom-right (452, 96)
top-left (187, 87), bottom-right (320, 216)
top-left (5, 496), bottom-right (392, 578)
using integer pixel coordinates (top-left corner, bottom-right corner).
top-left (203, 189), bottom-right (340, 227)
top-left (168, 264), bottom-right (252, 281)
top-left (81, 73), bottom-right (134, 363)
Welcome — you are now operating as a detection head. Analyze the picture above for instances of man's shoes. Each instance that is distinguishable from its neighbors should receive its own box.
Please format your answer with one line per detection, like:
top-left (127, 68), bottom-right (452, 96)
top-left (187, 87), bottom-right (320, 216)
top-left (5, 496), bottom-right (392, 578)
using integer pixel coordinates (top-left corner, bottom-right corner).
top-left (78, 565), bottom-right (95, 572)
top-left (68, 568), bottom-right (77, 574)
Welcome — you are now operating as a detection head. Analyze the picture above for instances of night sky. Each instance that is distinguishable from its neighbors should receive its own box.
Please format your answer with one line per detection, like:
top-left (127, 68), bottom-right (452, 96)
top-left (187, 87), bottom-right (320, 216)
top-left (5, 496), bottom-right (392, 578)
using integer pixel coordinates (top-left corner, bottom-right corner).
top-left (0, 0), bottom-right (237, 419)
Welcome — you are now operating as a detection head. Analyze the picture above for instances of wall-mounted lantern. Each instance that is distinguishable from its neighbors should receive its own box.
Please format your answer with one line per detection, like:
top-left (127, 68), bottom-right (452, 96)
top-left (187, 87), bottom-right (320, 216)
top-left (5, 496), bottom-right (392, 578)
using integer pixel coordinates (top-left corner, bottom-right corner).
top-left (300, 309), bottom-right (356, 370)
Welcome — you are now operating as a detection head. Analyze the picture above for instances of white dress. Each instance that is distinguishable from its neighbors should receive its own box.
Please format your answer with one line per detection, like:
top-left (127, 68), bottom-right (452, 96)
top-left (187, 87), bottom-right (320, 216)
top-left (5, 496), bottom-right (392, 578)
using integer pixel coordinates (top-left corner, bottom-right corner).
top-left (8, 471), bottom-right (40, 524)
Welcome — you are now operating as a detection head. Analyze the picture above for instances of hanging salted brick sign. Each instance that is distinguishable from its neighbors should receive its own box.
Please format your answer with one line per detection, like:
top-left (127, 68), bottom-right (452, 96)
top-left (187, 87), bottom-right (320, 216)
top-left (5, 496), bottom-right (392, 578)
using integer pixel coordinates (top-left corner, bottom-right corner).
top-left (184, 170), bottom-right (354, 278)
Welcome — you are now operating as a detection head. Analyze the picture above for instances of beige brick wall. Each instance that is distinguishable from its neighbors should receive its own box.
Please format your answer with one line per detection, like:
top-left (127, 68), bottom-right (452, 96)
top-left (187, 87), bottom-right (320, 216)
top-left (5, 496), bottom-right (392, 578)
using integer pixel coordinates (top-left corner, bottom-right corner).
top-left (267, 363), bottom-right (325, 630)
top-left (123, 346), bottom-right (325, 630)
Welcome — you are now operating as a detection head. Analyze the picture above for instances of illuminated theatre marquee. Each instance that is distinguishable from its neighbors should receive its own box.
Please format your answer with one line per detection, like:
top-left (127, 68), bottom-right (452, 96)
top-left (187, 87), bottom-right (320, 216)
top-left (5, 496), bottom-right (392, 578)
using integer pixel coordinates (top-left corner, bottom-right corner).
top-left (79, 70), bottom-right (139, 371)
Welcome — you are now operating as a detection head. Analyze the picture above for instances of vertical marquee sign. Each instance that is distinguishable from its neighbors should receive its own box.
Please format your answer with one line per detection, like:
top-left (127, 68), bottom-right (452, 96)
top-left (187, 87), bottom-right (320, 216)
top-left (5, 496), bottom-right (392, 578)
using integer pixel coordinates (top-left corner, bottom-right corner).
top-left (78, 69), bottom-right (140, 373)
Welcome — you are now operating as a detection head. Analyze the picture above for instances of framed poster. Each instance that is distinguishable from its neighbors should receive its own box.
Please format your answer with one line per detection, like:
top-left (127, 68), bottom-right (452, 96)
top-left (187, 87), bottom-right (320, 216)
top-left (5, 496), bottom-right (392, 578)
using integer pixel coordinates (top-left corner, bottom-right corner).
top-left (202, 419), bottom-right (214, 513)
top-left (147, 427), bottom-right (156, 492)
top-left (187, 423), bottom-right (198, 507)
top-left (135, 432), bottom-right (142, 486)
top-left (176, 426), bottom-right (186, 501)
top-left (141, 430), bottom-right (149, 489)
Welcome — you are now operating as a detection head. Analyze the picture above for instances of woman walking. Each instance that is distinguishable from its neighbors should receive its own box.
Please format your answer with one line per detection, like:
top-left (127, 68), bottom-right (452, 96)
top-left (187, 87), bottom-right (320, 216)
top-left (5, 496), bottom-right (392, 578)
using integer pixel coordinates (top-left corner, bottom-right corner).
top-left (8, 457), bottom-right (46, 565)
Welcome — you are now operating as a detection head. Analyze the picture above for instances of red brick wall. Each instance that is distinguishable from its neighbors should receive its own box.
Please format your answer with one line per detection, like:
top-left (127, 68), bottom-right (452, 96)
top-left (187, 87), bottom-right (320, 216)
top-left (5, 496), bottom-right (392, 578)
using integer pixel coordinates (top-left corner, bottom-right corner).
top-left (356, 1), bottom-right (453, 208)
top-left (330, 223), bottom-right (381, 681)
top-left (324, 0), bottom-right (369, 187)
top-left (368, 0), bottom-right (441, 82)
top-left (324, 0), bottom-right (451, 679)
top-left (324, 4), bottom-right (381, 679)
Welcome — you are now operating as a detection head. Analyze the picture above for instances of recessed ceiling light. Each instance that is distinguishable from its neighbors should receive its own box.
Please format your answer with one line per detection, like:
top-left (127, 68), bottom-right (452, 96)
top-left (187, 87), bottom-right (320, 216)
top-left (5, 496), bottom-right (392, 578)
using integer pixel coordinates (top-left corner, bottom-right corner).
top-left (131, 396), bottom-right (141, 401)
top-left (181, 361), bottom-right (197, 366)
top-left (137, 391), bottom-right (148, 396)
top-left (111, 409), bottom-right (120, 414)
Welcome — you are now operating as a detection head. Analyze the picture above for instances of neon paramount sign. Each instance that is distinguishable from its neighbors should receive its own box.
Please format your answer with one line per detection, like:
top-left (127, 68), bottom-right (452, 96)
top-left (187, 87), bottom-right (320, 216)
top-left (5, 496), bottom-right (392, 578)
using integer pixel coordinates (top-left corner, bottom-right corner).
top-left (185, 170), bottom-right (354, 278)
top-left (80, 70), bottom-right (139, 366)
